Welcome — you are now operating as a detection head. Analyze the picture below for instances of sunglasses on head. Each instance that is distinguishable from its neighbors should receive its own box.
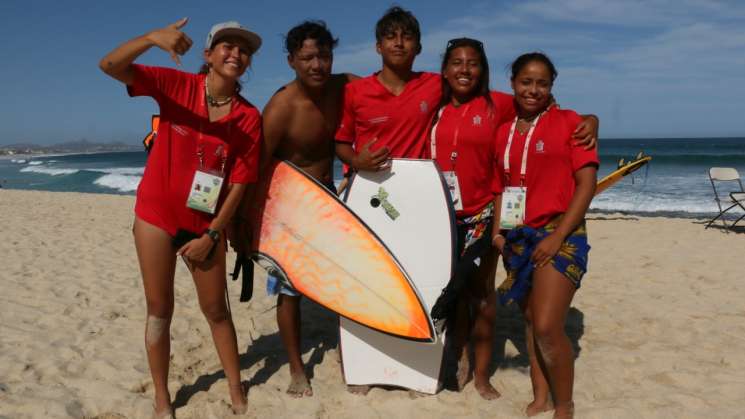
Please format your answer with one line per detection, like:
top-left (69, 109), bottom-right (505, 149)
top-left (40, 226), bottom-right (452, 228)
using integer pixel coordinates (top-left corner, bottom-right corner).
top-left (447, 37), bottom-right (484, 50)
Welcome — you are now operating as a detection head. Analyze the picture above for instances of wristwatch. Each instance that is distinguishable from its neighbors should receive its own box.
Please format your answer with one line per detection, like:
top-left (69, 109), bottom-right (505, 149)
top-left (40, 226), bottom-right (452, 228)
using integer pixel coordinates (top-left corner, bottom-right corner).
top-left (204, 228), bottom-right (220, 243)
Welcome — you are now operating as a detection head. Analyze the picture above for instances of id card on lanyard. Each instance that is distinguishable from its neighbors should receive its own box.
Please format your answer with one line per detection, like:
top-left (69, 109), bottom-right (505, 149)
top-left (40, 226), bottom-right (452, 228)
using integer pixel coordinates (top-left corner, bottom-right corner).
top-left (187, 143), bottom-right (227, 214)
top-left (499, 113), bottom-right (543, 230)
top-left (431, 104), bottom-right (470, 211)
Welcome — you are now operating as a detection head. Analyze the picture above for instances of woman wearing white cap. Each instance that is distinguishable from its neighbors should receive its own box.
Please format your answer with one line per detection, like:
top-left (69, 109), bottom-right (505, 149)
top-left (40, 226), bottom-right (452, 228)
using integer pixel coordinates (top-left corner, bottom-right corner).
top-left (100, 18), bottom-right (262, 417)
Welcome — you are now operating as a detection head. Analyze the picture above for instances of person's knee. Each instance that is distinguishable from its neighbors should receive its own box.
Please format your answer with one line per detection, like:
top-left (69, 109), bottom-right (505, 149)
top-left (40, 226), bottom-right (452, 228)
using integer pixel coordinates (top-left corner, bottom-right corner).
top-left (532, 317), bottom-right (564, 354)
top-left (145, 315), bottom-right (171, 347)
top-left (146, 299), bottom-right (174, 319)
top-left (201, 301), bottom-right (230, 324)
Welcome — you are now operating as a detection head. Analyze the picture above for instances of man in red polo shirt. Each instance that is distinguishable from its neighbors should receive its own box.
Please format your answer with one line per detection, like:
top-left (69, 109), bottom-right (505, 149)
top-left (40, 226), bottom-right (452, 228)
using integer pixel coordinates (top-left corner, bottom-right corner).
top-left (335, 7), bottom-right (439, 169)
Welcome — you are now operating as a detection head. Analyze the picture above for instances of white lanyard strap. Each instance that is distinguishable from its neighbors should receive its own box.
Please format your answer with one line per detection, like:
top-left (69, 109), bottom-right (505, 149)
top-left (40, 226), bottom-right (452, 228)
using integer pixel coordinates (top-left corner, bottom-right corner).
top-left (430, 107), bottom-right (446, 159)
top-left (430, 103), bottom-right (471, 165)
top-left (503, 112), bottom-right (543, 185)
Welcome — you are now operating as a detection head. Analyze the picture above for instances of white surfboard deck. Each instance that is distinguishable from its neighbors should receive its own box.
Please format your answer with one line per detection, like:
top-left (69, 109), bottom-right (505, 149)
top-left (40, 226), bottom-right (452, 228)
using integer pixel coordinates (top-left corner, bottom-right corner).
top-left (339, 159), bottom-right (455, 394)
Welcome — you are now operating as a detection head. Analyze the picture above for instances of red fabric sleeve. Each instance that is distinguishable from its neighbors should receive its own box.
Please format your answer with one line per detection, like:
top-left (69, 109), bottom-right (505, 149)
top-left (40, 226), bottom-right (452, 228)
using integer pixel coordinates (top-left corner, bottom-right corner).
top-left (229, 113), bottom-right (262, 184)
top-left (564, 110), bottom-right (600, 172)
top-left (490, 91), bottom-right (516, 125)
top-left (126, 64), bottom-right (185, 103)
top-left (334, 83), bottom-right (356, 144)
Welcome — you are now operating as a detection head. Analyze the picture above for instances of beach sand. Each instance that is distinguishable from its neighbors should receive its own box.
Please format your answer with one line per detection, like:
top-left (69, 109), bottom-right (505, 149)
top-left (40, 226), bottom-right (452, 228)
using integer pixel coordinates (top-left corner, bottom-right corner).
top-left (1, 189), bottom-right (744, 419)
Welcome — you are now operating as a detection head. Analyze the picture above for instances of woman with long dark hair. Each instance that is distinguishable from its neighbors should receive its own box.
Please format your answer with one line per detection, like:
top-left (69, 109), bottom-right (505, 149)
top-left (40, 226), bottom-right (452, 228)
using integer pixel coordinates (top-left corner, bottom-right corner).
top-left (430, 38), bottom-right (516, 400)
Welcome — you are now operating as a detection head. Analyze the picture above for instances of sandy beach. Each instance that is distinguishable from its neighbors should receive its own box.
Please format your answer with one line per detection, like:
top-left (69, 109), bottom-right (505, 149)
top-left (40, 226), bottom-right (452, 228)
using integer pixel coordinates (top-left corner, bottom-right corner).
top-left (1, 189), bottom-right (744, 419)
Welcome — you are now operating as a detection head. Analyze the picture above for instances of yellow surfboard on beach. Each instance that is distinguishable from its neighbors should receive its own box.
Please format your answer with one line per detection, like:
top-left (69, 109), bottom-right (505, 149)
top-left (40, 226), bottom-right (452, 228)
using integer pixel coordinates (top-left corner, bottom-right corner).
top-left (595, 153), bottom-right (651, 195)
top-left (247, 160), bottom-right (434, 342)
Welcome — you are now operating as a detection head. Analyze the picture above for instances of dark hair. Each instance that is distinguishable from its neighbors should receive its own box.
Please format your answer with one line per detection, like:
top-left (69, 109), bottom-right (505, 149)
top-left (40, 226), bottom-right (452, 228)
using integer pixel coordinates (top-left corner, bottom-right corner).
top-left (375, 6), bottom-right (421, 50)
top-left (438, 37), bottom-right (492, 110)
top-left (285, 20), bottom-right (338, 55)
top-left (509, 52), bottom-right (558, 83)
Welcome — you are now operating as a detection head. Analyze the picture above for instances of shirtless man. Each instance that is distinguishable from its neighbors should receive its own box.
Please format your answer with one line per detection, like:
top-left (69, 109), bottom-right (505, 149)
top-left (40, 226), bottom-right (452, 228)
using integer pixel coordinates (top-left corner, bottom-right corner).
top-left (250, 20), bottom-right (355, 398)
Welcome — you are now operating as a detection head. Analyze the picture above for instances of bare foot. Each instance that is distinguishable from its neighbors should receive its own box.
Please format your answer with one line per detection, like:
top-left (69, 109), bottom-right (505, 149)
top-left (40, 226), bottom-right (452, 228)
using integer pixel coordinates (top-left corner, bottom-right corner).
top-left (455, 353), bottom-right (472, 391)
top-left (552, 401), bottom-right (574, 419)
top-left (152, 393), bottom-right (173, 419)
top-left (286, 373), bottom-right (313, 398)
top-left (347, 384), bottom-right (371, 396)
top-left (473, 378), bottom-right (500, 400)
top-left (151, 405), bottom-right (174, 419)
top-left (526, 399), bottom-right (553, 417)
top-left (230, 383), bottom-right (248, 415)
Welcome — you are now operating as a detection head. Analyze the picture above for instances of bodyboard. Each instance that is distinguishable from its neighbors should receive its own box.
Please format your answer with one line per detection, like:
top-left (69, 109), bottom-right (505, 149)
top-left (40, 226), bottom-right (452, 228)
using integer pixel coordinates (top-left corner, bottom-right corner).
top-left (339, 159), bottom-right (456, 394)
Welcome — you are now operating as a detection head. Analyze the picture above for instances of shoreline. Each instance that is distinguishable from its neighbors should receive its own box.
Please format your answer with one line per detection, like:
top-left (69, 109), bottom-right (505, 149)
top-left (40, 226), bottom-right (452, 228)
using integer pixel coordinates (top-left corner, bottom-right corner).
top-left (0, 188), bottom-right (725, 220)
top-left (0, 149), bottom-right (142, 161)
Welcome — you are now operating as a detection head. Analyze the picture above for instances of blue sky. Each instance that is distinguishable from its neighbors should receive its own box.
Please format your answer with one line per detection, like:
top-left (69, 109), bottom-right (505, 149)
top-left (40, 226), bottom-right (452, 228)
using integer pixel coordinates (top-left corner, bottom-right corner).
top-left (1, 0), bottom-right (744, 145)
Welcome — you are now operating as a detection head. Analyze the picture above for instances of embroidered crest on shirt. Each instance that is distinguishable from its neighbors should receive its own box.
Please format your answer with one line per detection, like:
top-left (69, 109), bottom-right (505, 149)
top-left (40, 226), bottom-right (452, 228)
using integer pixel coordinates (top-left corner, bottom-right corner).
top-left (420, 100), bottom-right (429, 113)
top-left (473, 114), bottom-right (482, 126)
top-left (535, 140), bottom-right (545, 153)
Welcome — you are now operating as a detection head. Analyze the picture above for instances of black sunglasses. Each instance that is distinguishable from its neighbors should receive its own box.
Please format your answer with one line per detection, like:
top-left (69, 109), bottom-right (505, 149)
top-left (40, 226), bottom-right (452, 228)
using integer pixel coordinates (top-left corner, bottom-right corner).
top-left (446, 37), bottom-right (484, 50)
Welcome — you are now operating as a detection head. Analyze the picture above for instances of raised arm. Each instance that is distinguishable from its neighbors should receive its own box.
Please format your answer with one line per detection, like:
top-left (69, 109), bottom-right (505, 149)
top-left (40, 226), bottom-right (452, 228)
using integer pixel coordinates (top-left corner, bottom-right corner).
top-left (98, 17), bottom-right (193, 85)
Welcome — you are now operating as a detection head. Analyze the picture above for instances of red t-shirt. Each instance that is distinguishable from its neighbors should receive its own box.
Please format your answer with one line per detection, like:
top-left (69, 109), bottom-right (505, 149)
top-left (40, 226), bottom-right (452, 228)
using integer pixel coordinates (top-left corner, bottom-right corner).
top-left (335, 72), bottom-right (441, 159)
top-left (494, 106), bottom-right (598, 228)
top-left (431, 92), bottom-right (515, 217)
top-left (128, 64), bottom-right (261, 236)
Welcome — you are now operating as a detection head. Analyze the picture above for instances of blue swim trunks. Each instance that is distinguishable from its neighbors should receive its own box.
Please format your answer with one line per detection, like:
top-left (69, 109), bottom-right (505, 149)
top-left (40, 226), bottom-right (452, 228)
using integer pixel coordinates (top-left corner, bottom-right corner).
top-left (497, 219), bottom-right (590, 306)
top-left (266, 273), bottom-right (300, 297)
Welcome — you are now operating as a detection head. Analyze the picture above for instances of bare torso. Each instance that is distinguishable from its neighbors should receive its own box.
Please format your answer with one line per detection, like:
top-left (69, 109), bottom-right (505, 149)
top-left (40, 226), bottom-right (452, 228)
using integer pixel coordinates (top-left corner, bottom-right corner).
top-left (266, 74), bottom-right (351, 185)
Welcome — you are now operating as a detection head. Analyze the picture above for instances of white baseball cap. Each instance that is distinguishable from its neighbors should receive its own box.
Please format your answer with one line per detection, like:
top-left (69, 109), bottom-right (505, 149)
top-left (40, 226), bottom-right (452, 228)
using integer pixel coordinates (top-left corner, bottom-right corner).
top-left (205, 21), bottom-right (262, 53)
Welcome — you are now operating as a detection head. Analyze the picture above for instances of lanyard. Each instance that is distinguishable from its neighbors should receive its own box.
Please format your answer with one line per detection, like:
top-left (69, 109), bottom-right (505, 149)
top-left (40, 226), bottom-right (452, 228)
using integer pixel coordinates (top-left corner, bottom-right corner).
top-left (503, 112), bottom-right (544, 186)
top-left (430, 102), bottom-right (471, 168)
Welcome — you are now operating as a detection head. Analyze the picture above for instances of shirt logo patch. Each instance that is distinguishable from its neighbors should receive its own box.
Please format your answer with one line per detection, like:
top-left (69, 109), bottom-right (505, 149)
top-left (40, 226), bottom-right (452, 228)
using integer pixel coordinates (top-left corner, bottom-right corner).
top-left (368, 116), bottom-right (389, 124)
top-left (420, 100), bottom-right (429, 113)
top-left (535, 140), bottom-right (545, 153)
top-left (473, 115), bottom-right (482, 126)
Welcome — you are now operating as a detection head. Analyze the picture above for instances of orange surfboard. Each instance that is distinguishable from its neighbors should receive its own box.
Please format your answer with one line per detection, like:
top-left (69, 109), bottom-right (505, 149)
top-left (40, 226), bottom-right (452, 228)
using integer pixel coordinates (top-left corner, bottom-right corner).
top-left (247, 160), bottom-right (434, 342)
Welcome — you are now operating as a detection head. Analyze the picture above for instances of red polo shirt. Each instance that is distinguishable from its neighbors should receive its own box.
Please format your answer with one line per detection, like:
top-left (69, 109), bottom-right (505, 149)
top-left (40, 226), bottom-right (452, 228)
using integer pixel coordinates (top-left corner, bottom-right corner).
top-left (494, 106), bottom-right (598, 228)
top-left (128, 64), bottom-right (261, 236)
top-left (431, 91), bottom-right (515, 217)
top-left (335, 72), bottom-right (441, 159)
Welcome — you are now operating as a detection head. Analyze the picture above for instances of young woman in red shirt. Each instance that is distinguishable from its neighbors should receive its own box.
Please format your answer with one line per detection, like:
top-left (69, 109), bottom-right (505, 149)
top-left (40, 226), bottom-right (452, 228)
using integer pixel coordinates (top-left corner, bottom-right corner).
top-left (100, 19), bottom-right (263, 417)
top-left (430, 38), bottom-right (515, 400)
top-left (493, 52), bottom-right (598, 419)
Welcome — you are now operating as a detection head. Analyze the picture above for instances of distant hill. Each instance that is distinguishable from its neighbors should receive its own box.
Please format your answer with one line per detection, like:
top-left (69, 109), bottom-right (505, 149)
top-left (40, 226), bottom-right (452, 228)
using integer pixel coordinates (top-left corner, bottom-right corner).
top-left (0, 139), bottom-right (140, 156)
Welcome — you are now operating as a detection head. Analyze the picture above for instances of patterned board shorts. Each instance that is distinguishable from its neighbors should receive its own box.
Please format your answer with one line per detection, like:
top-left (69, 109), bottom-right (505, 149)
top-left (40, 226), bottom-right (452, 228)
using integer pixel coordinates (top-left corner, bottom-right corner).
top-left (497, 218), bottom-right (590, 306)
top-left (457, 202), bottom-right (494, 256)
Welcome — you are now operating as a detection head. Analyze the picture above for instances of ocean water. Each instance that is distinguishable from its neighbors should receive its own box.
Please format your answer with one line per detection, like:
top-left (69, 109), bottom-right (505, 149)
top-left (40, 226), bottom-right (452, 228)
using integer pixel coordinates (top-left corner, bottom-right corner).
top-left (2, 138), bottom-right (744, 218)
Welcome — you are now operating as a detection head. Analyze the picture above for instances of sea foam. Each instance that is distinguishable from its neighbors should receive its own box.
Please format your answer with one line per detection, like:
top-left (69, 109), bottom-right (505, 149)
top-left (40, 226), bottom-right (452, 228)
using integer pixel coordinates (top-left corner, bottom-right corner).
top-left (93, 174), bottom-right (141, 193)
top-left (20, 166), bottom-right (79, 176)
